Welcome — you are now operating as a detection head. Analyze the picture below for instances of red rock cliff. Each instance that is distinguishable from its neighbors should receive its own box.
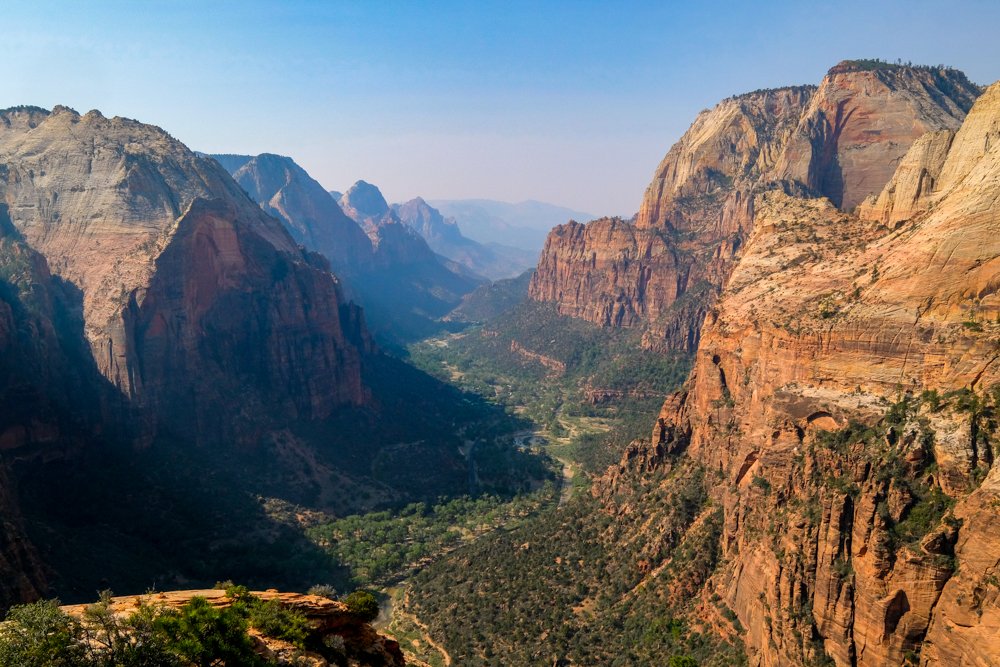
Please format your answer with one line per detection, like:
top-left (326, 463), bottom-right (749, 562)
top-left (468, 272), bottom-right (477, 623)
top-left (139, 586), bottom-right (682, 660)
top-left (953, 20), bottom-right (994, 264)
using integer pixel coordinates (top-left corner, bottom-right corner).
top-left (0, 106), bottom-right (371, 444)
top-left (600, 80), bottom-right (1000, 666)
top-left (529, 64), bottom-right (979, 351)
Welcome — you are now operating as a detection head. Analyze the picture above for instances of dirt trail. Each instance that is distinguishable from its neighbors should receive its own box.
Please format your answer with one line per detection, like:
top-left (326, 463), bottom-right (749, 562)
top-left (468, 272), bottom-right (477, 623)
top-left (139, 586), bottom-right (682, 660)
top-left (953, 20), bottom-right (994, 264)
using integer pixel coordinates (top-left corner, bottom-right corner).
top-left (552, 453), bottom-right (577, 506)
top-left (394, 589), bottom-right (452, 666)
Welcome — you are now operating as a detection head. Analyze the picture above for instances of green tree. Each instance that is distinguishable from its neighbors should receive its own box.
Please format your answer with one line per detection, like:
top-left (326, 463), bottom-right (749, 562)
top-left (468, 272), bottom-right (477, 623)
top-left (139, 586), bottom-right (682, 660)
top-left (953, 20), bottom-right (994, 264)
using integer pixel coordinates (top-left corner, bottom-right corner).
top-left (247, 599), bottom-right (309, 648)
top-left (80, 591), bottom-right (180, 667)
top-left (669, 656), bottom-right (699, 667)
top-left (154, 597), bottom-right (267, 667)
top-left (0, 600), bottom-right (85, 667)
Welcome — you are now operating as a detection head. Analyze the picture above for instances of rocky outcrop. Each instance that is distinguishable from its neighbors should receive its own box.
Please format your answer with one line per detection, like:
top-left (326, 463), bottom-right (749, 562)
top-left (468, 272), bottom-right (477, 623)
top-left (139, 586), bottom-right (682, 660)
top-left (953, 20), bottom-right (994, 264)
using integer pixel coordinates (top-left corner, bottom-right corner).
top-left (0, 107), bottom-right (370, 444)
top-left (128, 197), bottom-right (369, 443)
top-left (773, 62), bottom-right (977, 210)
top-left (530, 63), bottom-right (980, 351)
top-left (600, 80), bottom-right (1000, 666)
top-left (509, 340), bottom-right (566, 376)
top-left (60, 589), bottom-right (406, 667)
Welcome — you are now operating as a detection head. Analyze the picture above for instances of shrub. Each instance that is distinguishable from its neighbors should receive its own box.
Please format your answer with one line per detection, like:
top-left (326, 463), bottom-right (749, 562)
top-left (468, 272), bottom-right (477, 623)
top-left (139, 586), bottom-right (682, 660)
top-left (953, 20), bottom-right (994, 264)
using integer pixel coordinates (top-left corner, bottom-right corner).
top-left (247, 599), bottom-right (309, 648)
top-left (669, 657), bottom-right (699, 667)
top-left (342, 590), bottom-right (379, 622)
top-left (307, 584), bottom-right (339, 600)
top-left (154, 597), bottom-right (267, 667)
top-left (0, 600), bottom-right (84, 667)
top-left (751, 475), bottom-right (772, 495)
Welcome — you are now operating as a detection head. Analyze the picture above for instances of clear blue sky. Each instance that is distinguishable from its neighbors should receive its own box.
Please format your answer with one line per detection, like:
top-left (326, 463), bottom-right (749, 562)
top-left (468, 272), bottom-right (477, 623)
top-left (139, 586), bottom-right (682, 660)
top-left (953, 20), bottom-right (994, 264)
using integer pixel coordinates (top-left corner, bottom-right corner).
top-left (2, 1), bottom-right (998, 216)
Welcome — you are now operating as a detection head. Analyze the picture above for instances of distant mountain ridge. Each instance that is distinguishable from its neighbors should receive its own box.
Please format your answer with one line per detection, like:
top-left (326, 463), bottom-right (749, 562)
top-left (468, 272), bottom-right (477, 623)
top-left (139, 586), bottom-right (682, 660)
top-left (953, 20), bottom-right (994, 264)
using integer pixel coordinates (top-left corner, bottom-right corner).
top-left (211, 155), bottom-right (484, 341)
top-left (427, 198), bottom-right (597, 251)
top-left (393, 197), bottom-right (537, 279)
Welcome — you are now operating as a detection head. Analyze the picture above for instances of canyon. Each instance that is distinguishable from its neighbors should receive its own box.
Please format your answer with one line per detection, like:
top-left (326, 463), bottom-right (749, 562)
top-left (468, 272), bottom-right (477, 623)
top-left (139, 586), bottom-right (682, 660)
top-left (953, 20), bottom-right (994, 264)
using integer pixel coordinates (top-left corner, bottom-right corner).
top-left (596, 73), bottom-right (1000, 666)
top-left (2, 56), bottom-right (1000, 667)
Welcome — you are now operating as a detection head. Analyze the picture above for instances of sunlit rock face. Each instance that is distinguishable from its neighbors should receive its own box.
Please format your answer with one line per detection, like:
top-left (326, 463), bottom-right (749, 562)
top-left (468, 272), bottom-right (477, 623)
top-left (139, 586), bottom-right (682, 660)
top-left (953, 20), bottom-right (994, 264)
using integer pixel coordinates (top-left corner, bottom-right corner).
top-left (0, 106), bottom-right (370, 444)
top-left (598, 80), bottom-right (1000, 666)
top-left (530, 63), bottom-right (980, 352)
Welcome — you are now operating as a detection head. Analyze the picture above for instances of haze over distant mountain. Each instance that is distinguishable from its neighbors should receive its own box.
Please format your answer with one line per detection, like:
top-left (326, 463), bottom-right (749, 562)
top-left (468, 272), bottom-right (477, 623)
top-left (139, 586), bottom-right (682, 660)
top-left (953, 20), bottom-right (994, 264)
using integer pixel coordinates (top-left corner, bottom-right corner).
top-left (216, 152), bottom-right (373, 274)
top-left (427, 199), bottom-right (597, 252)
top-left (393, 197), bottom-right (537, 280)
top-left (212, 156), bottom-right (484, 341)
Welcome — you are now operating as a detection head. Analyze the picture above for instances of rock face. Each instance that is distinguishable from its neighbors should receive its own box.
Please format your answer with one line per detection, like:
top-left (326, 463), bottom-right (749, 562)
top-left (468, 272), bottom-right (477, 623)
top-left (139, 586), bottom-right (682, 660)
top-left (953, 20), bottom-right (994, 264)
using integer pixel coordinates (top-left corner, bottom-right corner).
top-left (0, 465), bottom-right (46, 606)
top-left (337, 181), bottom-right (484, 336)
top-left (60, 589), bottom-right (406, 667)
top-left (0, 211), bottom-right (117, 603)
top-left (393, 197), bottom-right (536, 280)
top-left (529, 62), bottom-right (980, 351)
top-left (773, 61), bottom-right (979, 211)
top-left (599, 80), bottom-right (1000, 666)
top-left (0, 107), bottom-right (370, 444)
top-left (212, 157), bottom-right (484, 339)
top-left (218, 153), bottom-right (373, 276)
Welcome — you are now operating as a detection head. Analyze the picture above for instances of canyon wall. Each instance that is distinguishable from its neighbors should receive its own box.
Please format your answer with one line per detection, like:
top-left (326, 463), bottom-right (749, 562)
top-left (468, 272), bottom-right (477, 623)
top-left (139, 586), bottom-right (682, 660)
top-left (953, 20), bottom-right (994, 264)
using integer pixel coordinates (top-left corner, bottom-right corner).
top-left (530, 63), bottom-right (980, 351)
top-left (0, 106), bottom-right (370, 444)
top-left (599, 80), bottom-right (1000, 666)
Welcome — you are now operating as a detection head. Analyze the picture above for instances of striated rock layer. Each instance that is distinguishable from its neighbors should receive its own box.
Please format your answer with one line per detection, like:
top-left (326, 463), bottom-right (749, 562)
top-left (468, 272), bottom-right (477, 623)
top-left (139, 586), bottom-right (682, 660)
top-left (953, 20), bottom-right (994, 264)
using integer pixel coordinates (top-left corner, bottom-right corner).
top-left (0, 107), bottom-right (370, 444)
top-left (597, 80), bottom-right (1000, 666)
top-left (529, 62), bottom-right (980, 351)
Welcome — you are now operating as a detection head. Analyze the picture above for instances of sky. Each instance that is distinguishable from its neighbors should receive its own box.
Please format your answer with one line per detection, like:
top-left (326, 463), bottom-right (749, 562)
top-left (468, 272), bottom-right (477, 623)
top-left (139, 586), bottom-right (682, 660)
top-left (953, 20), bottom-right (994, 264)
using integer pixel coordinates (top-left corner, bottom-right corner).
top-left (2, 1), bottom-right (999, 217)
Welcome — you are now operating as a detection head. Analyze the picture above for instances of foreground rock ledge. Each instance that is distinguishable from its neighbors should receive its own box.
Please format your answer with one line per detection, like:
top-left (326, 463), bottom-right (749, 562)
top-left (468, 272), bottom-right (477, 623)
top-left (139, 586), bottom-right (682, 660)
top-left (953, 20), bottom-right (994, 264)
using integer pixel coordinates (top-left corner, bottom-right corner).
top-left (61, 589), bottom-right (405, 667)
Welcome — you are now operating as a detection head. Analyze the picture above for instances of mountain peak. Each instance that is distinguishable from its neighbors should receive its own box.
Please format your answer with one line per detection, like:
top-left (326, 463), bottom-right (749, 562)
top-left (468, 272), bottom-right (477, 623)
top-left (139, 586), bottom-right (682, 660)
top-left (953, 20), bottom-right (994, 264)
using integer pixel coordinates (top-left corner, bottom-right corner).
top-left (341, 180), bottom-right (389, 219)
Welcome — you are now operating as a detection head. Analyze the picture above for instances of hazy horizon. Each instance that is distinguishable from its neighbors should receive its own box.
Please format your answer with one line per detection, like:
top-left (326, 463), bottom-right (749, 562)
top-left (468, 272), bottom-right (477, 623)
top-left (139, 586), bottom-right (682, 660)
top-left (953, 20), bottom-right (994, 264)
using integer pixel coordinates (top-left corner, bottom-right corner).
top-left (3, 0), bottom-right (999, 216)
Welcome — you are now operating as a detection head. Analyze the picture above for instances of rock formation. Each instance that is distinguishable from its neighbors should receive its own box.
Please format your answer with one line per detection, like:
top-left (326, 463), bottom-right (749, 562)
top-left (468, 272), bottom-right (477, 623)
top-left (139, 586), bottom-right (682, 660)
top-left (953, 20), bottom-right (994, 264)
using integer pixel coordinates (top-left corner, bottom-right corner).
top-left (530, 62), bottom-right (980, 351)
top-left (597, 79), bottom-right (1000, 666)
top-left (337, 181), bottom-right (484, 336)
top-left (0, 208), bottom-right (117, 604)
top-left (218, 153), bottom-right (374, 276)
top-left (0, 107), bottom-right (370, 445)
top-left (393, 197), bottom-right (536, 280)
top-left (0, 107), bottom-right (380, 606)
top-left (60, 589), bottom-right (406, 667)
top-left (211, 156), bottom-right (484, 339)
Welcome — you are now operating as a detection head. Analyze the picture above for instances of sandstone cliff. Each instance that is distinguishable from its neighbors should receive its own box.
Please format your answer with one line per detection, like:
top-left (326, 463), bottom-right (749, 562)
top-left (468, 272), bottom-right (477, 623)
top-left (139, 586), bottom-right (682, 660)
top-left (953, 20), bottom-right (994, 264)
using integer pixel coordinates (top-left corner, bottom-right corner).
top-left (597, 80), bottom-right (1000, 666)
top-left (0, 107), bottom-right (381, 607)
top-left (530, 62), bottom-right (980, 351)
top-left (0, 107), bottom-right (370, 445)
top-left (59, 589), bottom-right (406, 667)
top-left (0, 212), bottom-right (116, 603)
